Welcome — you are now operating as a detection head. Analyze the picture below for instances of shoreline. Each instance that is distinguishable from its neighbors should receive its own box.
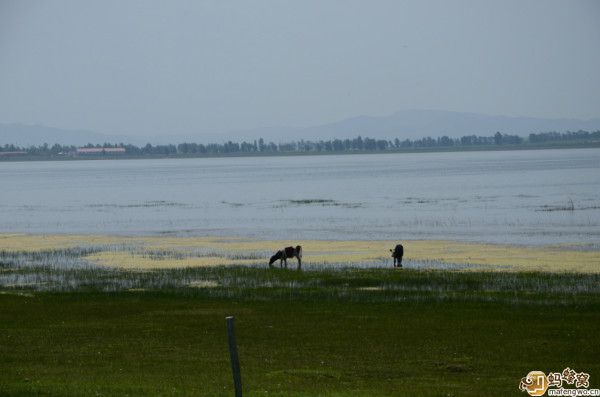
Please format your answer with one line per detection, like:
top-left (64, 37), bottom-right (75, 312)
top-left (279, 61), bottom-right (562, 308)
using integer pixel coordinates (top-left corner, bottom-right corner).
top-left (2, 233), bottom-right (598, 273)
top-left (2, 142), bottom-right (599, 163)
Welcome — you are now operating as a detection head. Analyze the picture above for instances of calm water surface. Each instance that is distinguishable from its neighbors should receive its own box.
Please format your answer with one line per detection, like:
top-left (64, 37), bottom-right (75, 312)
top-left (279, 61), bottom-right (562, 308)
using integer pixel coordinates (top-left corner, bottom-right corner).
top-left (2, 148), bottom-right (599, 244)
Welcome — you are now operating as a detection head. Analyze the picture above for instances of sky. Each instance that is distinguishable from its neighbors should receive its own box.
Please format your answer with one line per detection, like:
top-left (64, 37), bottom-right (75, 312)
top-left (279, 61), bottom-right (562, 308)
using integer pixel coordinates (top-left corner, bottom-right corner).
top-left (0, 0), bottom-right (599, 137)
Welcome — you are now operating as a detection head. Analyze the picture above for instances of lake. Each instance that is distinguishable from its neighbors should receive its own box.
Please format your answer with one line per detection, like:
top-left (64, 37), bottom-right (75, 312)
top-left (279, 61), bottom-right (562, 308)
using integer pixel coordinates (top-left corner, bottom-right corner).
top-left (2, 148), bottom-right (599, 245)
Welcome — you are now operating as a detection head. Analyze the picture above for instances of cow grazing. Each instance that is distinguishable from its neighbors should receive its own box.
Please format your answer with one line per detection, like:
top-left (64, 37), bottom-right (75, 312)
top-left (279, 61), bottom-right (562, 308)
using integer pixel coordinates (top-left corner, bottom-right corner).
top-left (390, 244), bottom-right (404, 267)
top-left (269, 245), bottom-right (302, 269)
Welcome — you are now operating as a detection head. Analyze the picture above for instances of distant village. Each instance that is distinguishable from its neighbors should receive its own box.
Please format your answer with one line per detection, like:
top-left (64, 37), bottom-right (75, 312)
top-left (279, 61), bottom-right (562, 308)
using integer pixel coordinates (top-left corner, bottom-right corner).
top-left (0, 146), bottom-right (126, 158)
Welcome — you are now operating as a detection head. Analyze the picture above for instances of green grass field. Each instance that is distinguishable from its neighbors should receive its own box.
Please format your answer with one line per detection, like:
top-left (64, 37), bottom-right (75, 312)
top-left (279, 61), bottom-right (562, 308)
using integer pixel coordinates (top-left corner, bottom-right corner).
top-left (1, 266), bottom-right (599, 396)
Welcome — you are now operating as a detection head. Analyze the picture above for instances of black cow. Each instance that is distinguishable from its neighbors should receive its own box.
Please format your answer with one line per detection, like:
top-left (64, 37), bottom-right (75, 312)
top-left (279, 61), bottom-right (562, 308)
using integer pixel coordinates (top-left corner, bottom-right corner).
top-left (390, 244), bottom-right (404, 268)
top-left (269, 245), bottom-right (302, 269)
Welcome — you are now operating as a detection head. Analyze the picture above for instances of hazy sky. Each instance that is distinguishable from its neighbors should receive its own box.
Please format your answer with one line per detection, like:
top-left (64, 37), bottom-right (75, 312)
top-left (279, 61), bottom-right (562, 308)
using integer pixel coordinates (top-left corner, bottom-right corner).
top-left (1, 0), bottom-right (599, 136)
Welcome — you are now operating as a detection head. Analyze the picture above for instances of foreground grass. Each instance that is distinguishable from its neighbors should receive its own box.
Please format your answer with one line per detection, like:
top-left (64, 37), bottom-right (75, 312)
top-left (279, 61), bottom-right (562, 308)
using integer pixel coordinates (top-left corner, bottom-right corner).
top-left (1, 267), bottom-right (599, 396)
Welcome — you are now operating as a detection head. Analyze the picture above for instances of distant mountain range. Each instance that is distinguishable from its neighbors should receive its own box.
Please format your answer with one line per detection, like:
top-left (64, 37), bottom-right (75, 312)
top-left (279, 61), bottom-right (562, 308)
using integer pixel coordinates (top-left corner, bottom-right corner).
top-left (2, 110), bottom-right (600, 146)
top-left (292, 110), bottom-right (600, 141)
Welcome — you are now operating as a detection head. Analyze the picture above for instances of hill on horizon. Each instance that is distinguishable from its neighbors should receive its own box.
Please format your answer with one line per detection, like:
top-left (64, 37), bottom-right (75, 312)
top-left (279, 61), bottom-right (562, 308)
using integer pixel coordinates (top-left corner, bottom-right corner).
top-left (2, 110), bottom-right (600, 146)
top-left (288, 109), bottom-right (600, 141)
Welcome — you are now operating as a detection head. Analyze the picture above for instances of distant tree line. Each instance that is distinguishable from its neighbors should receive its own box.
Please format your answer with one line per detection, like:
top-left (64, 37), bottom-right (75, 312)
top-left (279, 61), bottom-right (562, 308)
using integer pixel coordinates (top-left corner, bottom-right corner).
top-left (2, 130), bottom-right (599, 157)
top-left (528, 130), bottom-right (600, 143)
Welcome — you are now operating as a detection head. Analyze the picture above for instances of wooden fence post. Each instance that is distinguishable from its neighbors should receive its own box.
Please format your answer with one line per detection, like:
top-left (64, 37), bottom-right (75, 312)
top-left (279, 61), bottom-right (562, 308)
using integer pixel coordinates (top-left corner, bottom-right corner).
top-left (226, 316), bottom-right (243, 397)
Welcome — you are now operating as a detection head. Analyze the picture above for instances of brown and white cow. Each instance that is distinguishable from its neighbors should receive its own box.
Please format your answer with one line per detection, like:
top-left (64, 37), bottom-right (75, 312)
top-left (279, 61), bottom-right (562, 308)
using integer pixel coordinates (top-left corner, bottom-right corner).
top-left (269, 245), bottom-right (302, 269)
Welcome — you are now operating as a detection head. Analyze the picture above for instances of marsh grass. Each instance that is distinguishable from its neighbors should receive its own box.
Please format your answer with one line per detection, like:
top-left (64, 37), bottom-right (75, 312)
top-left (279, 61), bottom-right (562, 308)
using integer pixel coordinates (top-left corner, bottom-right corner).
top-left (535, 198), bottom-right (600, 212)
top-left (276, 199), bottom-right (364, 208)
top-left (1, 236), bottom-right (599, 305)
top-left (2, 246), bottom-right (600, 306)
top-left (88, 200), bottom-right (190, 208)
top-left (0, 246), bottom-right (102, 269)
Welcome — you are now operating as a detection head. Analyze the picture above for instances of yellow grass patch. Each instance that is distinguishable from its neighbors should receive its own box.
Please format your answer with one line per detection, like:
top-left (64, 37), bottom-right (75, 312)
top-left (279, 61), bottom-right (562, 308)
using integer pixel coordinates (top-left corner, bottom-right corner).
top-left (406, 240), bottom-right (600, 273)
top-left (188, 280), bottom-right (220, 288)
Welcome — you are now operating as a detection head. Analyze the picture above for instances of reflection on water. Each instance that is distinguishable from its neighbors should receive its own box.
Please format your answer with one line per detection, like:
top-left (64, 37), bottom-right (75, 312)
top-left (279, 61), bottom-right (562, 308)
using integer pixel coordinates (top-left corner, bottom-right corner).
top-left (2, 148), bottom-right (600, 244)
